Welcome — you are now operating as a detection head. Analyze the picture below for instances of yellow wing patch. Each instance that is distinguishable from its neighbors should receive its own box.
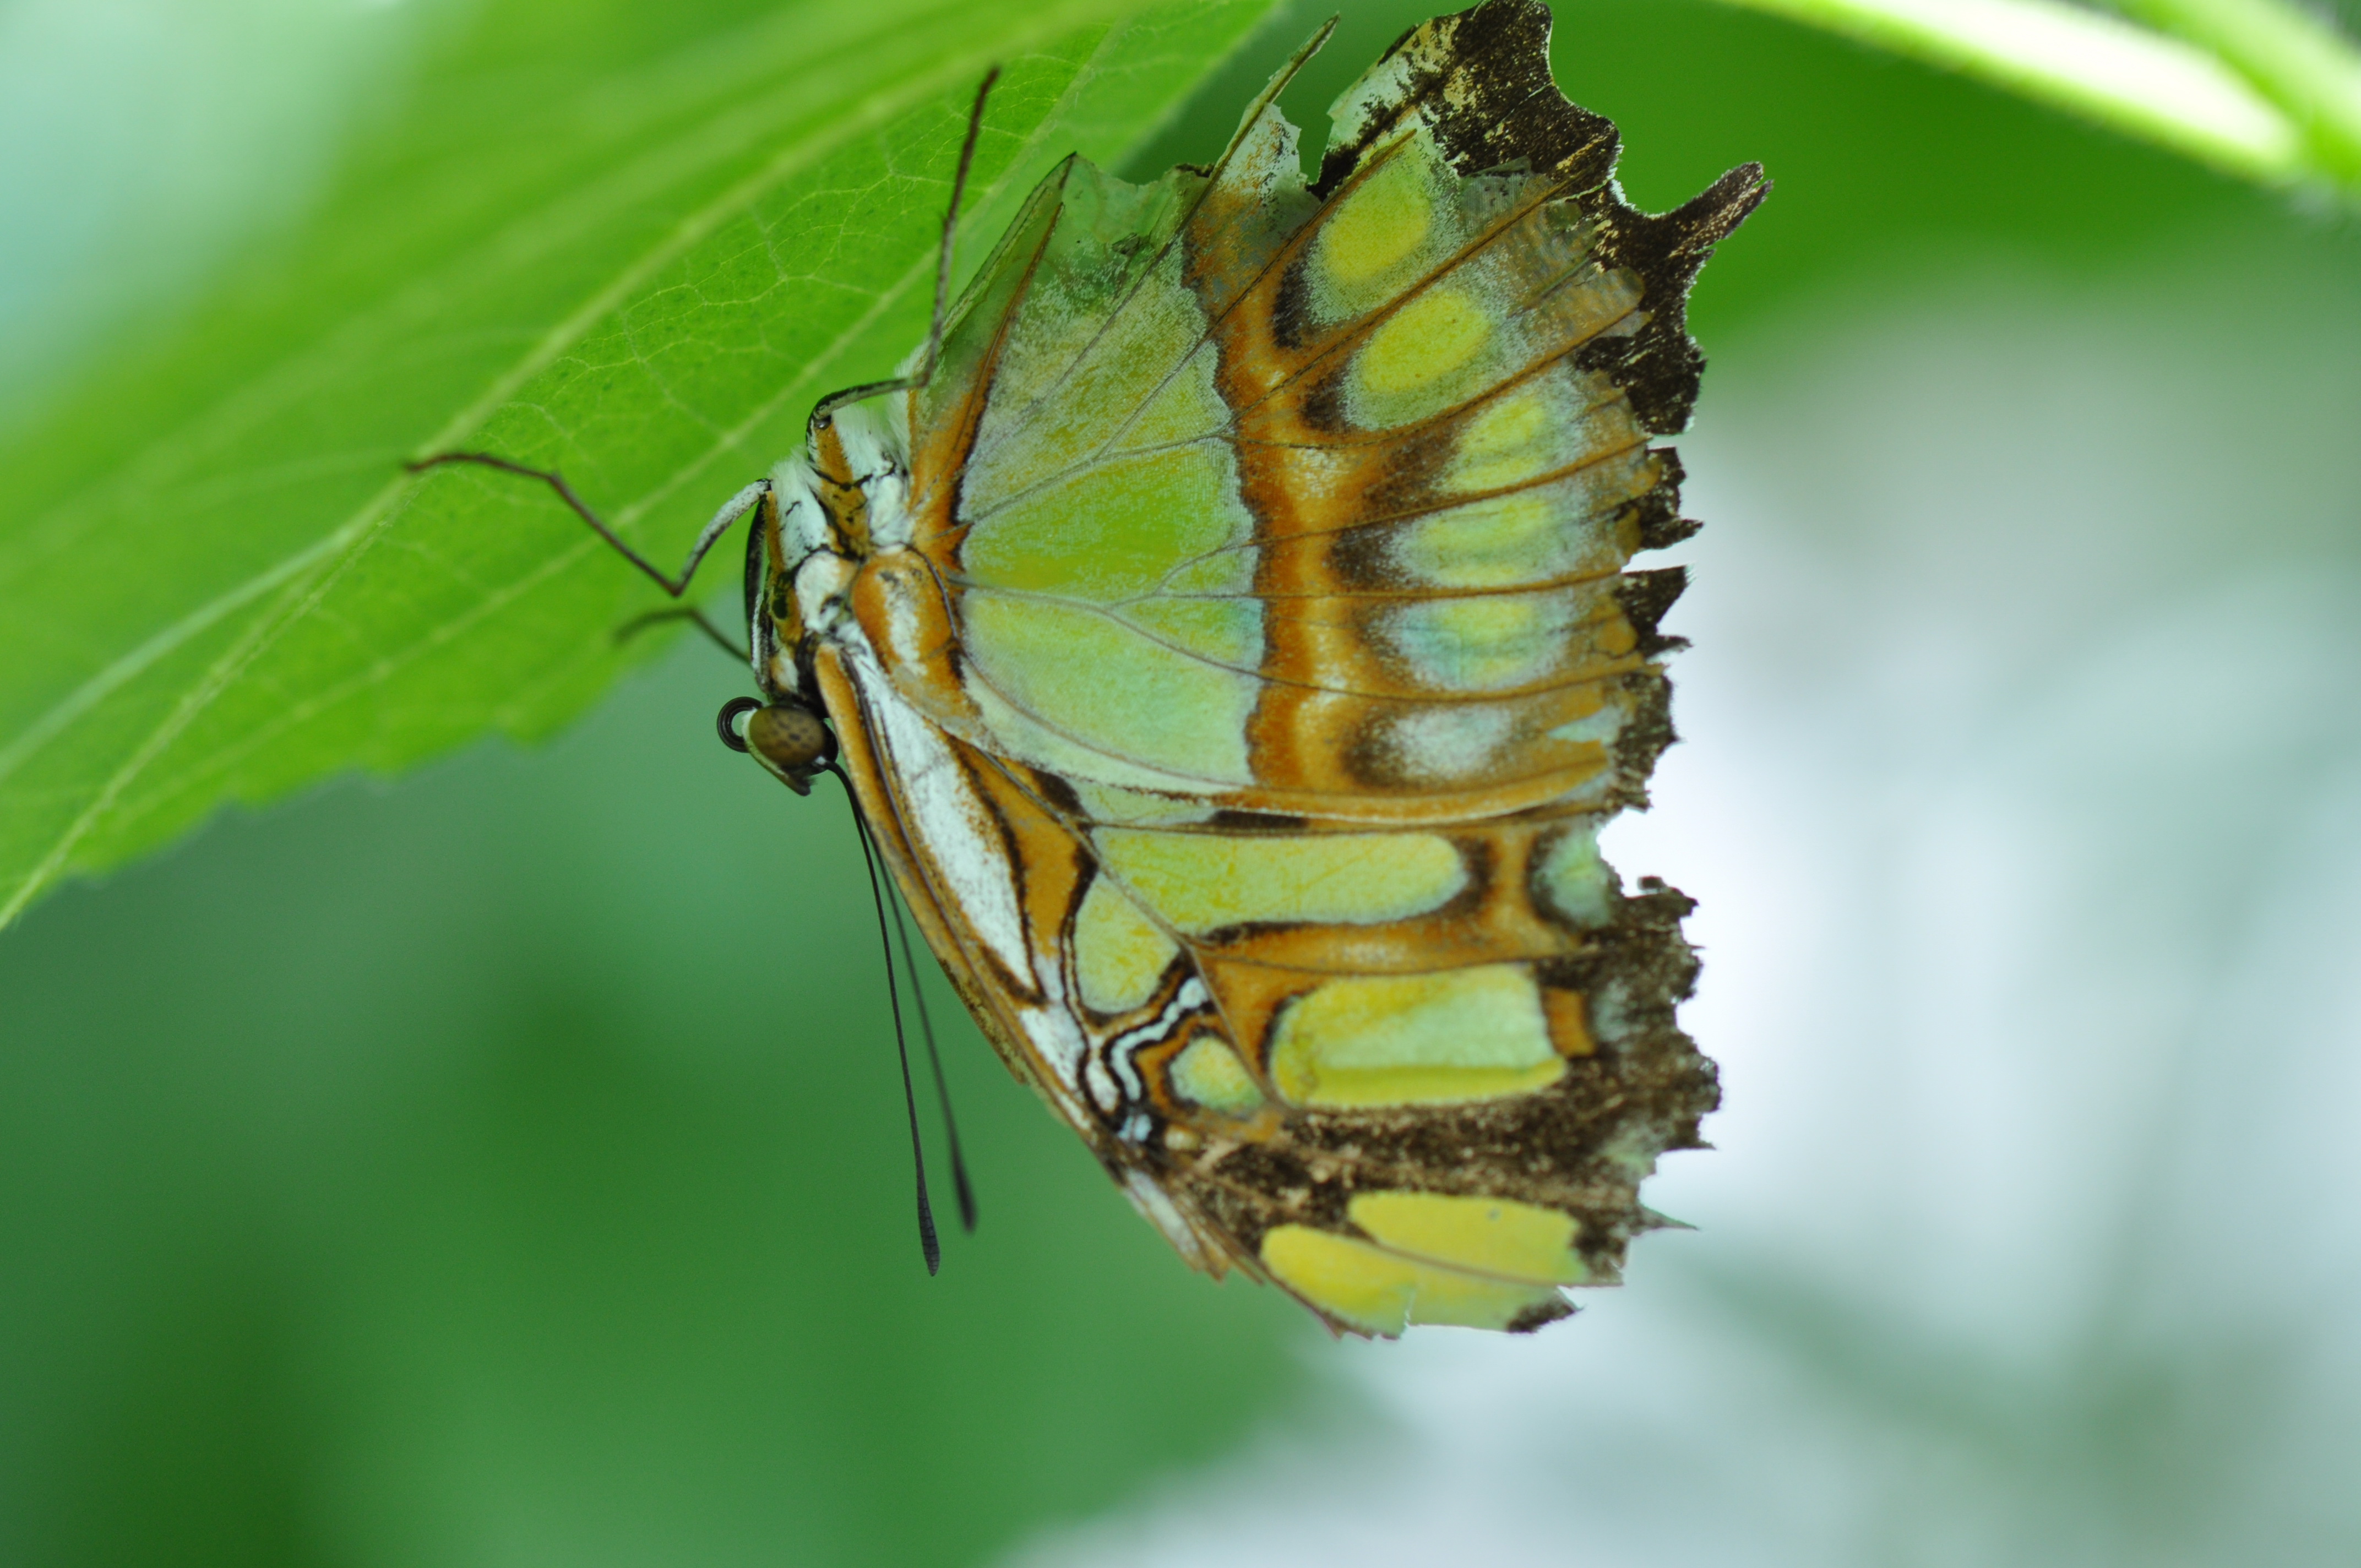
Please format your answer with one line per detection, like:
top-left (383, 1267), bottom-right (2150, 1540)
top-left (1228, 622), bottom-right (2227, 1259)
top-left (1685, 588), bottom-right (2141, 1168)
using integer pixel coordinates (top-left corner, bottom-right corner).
top-left (959, 594), bottom-right (1259, 782)
top-left (1169, 1037), bottom-right (1267, 1117)
top-left (1260, 1224), bottom-right (1565, 1335)
top-left (1269, 966), bottom-right (1564, 1108)
top-left (1094, 827), bottom-right (1466, 933)
top-left (1350, 1190), bottom-right (1590, 1283)
top-left (1349, 286), bottom-right (1499, 422)
top-left (1311, 140), bottom-right (1438, 304)
top-left (1073, 878), bottom-right (1179, 1014)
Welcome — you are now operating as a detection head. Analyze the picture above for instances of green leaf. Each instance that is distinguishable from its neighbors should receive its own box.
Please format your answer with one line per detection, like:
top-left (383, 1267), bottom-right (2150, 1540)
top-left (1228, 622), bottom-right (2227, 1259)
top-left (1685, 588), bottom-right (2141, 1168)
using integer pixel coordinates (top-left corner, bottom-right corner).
top-left (1706, 0), bottom-right (2361, 196)
top-left (2115, 0), bottom-right (2361, 185)
top-left (0, 0), bottom-right (1284, 927)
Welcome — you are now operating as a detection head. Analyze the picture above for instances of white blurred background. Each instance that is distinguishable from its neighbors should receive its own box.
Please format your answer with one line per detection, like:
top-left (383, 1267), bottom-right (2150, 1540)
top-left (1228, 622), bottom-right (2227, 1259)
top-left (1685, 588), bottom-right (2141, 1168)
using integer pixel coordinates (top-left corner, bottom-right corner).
top-left (0, 0), bottom-right (409, 412)
top-left (1015, 242), bottom-right (2361, 1566)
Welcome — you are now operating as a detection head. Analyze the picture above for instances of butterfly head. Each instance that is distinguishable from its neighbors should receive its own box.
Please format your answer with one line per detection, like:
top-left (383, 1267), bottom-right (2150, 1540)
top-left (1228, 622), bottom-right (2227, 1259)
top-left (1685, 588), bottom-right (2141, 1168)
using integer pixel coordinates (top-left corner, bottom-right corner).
top-left (718, 396), bottom-right (919, 801)
top-left (738, 449), bottom-right (858, 731)
top-left (716, 693), bottom-right (836, 794)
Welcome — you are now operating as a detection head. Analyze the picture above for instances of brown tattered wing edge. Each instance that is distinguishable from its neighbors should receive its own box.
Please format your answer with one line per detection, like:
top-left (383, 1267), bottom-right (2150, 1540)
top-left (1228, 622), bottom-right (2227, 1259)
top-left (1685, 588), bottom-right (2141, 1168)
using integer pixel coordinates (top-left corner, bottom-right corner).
top-left (1189, 902), bottom-right (1706, 1333)
top-left (1033, 801), bottom-right (1713, 1335)
top-left (1318, 0), bottom-right (1766, 437)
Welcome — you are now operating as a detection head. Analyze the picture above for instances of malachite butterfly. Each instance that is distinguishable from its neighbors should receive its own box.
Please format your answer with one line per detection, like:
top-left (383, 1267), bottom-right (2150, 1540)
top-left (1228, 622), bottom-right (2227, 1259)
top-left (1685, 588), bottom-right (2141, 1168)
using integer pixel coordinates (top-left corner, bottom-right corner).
top-left (417, 0), bottom-right (1762, 1337)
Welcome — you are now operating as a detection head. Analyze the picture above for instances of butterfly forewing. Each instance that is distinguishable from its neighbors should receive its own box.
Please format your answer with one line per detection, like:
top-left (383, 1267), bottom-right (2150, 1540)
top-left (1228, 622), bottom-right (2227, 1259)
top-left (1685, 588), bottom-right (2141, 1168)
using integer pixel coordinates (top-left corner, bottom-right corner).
top-left (810, 0), bottom-right (1760, 1336)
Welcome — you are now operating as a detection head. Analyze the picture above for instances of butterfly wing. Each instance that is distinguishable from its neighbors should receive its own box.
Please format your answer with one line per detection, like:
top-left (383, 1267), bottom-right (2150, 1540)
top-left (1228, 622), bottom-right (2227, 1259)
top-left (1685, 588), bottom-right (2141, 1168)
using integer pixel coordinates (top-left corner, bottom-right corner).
top-left (830, 0), bottom-right (1762, 1335)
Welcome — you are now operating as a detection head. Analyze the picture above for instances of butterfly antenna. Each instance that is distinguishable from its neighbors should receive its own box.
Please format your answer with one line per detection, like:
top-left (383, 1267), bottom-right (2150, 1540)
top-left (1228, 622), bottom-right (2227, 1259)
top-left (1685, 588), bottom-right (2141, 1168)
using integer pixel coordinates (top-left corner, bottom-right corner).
top-left (886, 886), bottom-right (977, 1232)
top-left (827, 763), bottom-right (942, 1276)
top-left (915, 66), bottom-right (999, 388)
top-left (804, 68), bottom-right (1000, 430)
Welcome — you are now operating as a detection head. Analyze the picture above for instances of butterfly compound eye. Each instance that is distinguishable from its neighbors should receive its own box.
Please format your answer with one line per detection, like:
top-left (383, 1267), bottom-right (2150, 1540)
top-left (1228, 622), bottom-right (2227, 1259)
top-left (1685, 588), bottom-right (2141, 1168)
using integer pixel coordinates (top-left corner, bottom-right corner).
top-left (715, 695), bottom-right (833, 774)
top-left (747, 703), bottom-right (833, 772)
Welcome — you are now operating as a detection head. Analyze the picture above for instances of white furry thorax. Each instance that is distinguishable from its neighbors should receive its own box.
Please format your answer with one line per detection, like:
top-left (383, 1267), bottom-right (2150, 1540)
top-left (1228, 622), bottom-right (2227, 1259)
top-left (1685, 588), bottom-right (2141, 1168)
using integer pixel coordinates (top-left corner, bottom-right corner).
top-left (761, 398), bottom-right (915, 698)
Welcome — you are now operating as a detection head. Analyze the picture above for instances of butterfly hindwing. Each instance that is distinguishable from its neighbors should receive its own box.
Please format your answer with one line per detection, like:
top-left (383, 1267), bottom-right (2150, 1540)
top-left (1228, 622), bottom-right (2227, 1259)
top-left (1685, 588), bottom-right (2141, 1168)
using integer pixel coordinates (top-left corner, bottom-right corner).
top-left (810, 0), bottom-right (1760, 1335)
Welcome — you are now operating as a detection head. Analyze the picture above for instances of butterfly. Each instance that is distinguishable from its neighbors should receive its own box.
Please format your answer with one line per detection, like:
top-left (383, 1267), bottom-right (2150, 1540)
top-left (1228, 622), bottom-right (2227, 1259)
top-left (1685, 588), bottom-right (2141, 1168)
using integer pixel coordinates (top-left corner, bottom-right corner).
top-left (416, 0), bottom-right (1761, 1337)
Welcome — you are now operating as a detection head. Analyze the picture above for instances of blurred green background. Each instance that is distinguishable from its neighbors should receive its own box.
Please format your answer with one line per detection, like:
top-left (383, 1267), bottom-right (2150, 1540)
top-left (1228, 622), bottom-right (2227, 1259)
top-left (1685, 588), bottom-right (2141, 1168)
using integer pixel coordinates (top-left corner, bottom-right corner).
top-left (5, 1), bottom-right (2358, 1565)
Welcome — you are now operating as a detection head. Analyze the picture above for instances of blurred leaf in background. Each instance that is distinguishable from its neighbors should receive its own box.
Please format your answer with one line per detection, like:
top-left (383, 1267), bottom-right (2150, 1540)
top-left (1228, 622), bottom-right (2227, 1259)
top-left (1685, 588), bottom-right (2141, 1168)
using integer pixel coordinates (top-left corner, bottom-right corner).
top-left (1, 652), bottom-right (1319, 1567)
top-left (5, 0), bottom-right (2361, 1565)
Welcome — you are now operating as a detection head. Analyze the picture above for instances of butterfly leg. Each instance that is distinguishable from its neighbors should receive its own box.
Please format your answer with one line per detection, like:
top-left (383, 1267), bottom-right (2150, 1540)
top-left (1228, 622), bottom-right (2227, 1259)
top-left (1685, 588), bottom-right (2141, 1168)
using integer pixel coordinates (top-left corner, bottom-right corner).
top-left (611, 604), bottom-right (750, 663)
top-left (404, 450), bottom-right (769, 598)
